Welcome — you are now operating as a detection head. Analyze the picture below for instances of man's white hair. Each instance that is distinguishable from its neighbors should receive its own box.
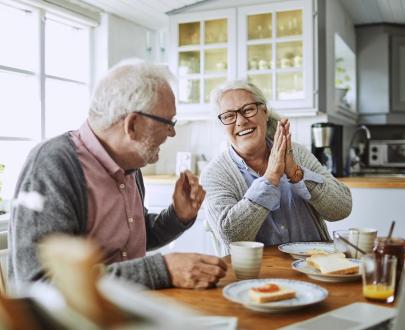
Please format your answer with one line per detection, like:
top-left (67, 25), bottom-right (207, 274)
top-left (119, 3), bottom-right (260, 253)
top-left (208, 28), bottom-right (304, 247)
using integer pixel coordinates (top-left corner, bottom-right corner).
top-left (88, 58), bottom-right (174, 130)
top-left (210, 80), bottom-right (268, 115)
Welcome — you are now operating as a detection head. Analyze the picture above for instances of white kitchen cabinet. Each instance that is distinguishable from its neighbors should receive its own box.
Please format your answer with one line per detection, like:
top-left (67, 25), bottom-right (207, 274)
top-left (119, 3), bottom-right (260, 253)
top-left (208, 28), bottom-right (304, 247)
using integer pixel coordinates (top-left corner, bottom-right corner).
top-left (238, 0), bottom-right (314, 110)
top-left (144, 180), bottom-right (216, 255)
top-left (326, 188), bottom-right (405, 238)
top-left (169, 9), bottom-right (237, 120)
top-left (168, 0), bottom-right (315, 119)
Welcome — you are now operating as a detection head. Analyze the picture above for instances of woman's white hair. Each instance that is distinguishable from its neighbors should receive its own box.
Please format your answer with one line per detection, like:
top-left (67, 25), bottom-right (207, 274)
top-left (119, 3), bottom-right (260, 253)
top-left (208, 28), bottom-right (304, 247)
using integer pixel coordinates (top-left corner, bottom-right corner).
top-left (88, 58), bottom-right (174, 130)
top-left (210, 80), bottom-right (267, 115)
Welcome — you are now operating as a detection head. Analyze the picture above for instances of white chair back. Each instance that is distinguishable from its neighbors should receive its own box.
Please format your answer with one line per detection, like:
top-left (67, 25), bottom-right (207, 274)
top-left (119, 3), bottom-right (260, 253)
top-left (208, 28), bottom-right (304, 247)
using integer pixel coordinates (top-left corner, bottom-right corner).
top-left (0, 249), bottom-right (8, 294)
top-left (0, 231), bottom-right (8, 294)
top-left (203, 220), bottom-right (222, 256)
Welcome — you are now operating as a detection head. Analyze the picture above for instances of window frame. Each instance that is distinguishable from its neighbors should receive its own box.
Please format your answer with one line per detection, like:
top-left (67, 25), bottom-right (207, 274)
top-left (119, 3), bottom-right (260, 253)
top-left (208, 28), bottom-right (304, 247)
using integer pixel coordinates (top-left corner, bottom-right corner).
top-left (0, 0), bottom-right (94, 142)
top-left (0, 0), bottom-right (95, 202)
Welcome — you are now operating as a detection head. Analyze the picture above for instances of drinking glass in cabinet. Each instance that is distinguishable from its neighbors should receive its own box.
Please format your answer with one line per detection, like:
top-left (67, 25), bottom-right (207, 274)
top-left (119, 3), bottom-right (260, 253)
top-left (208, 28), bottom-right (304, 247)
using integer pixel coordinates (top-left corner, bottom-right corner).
top-left (276, 41), bottom-right (302, 68)
top-left (277, 72), bottom-right (304, 100)
top-left (205, 18), bottom-right (227, 44)
top-left (178, 51), bottom-right (200, 74)
top-left (204, 48), bottom-right (227, 73)
top-left (248, 45), bottom-right (272, 71)
top-left (178, 79), bottom-right (200, 104)
top-left (179, 22), bottom-right (200, 46)
top-left (248, 74), bottom-right (272, 100)
top-left (276, 10), bottom-right (302, 37)
top-left (248, 13), bottom-right (272, 40)
top-left (204, 77), bottom-right (226, 103)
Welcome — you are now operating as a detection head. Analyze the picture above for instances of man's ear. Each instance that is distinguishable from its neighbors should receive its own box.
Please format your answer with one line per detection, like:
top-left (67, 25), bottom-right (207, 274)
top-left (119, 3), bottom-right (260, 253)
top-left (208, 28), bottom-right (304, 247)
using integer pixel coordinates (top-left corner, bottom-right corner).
top-left (123, 112), bottom-right (138, 140)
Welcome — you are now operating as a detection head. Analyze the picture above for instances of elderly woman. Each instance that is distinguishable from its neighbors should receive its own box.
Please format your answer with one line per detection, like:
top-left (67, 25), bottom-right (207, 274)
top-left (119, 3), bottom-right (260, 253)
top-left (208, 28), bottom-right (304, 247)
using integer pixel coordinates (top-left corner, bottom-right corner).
top-left (201, 81), bottom-right (352, 256)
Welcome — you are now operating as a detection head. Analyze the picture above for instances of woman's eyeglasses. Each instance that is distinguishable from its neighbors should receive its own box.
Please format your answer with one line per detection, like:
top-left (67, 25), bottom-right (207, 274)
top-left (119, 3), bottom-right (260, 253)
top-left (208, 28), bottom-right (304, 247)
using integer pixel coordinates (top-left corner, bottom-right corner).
top-left (217, 102), bottom-right (264, 125)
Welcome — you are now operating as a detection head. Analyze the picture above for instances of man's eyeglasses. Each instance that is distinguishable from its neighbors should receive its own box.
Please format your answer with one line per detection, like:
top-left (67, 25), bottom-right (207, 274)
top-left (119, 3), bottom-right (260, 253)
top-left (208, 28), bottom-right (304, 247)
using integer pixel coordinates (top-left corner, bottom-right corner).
top-left (137, 111), bottom-right (177, 127)
top-left (217, 102), bottom-right (264, 125)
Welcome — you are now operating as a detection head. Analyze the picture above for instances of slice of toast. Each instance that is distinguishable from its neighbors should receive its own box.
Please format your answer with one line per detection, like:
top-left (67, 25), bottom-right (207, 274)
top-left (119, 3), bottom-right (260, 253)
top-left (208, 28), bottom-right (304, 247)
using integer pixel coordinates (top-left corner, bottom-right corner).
top-left (249, 284), bottom-right (296, 303)
top-left (306, 252), bottom-right (359, 275)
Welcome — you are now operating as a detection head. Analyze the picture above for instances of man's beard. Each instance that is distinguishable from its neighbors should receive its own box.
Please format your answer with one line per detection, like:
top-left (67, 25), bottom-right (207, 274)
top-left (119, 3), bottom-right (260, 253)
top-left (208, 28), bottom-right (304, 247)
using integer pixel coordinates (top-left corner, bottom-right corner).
top-left (137, 135), bottom-right (160, 165)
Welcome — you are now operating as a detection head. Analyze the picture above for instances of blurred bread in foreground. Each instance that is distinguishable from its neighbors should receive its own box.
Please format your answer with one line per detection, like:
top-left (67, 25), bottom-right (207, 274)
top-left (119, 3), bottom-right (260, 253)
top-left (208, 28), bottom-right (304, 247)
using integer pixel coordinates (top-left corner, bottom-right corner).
top-left (38, 234), bottom-right (133, 327)
top-left (306, 252), bottom-right (359, 275)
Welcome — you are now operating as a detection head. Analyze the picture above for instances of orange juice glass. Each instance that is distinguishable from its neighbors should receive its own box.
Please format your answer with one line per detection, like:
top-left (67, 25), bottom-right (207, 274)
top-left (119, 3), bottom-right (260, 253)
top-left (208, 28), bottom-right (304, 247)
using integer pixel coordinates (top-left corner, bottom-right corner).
top-left (361, 254), bottom-right (397, 303)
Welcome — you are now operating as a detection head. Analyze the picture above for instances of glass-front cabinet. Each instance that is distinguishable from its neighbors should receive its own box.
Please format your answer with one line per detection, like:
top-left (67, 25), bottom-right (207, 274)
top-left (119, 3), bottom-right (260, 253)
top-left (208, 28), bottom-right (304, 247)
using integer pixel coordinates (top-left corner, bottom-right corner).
top-left (169, 9), bottom-right (236, 119)
top-left (238, 0), bottom-right (313, 110)
top-left (169, 0), bottom-right (313, 118)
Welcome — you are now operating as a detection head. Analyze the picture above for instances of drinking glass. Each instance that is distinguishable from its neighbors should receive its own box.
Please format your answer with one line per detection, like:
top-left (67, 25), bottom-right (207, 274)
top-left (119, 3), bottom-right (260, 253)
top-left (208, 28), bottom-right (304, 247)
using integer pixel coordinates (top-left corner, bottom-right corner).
top-left (373, 237), bottom-right (404, 299)
top-left (333, 229), bottom-right (359, 258)
top-left (361, 254), bottom-right (397, 303)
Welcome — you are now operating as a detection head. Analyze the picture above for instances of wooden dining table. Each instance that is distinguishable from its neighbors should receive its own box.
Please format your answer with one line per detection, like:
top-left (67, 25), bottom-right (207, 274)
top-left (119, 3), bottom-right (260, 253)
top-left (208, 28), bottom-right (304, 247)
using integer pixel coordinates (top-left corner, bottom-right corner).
top-left (151, 246), bottom-right (396, 330)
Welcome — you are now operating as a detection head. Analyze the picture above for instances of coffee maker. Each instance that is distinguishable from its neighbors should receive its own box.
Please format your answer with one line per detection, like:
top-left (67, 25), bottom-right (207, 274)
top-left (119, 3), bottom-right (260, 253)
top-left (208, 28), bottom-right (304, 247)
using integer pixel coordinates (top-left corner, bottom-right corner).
top-left (311, 123), bottom-right (343, 177)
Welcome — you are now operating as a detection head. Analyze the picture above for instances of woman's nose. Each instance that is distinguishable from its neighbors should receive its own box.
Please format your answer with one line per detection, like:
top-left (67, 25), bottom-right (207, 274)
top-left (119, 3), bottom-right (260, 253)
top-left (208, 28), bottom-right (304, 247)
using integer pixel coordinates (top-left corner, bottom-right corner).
top-left (236, 112), bottom-right (248, 125)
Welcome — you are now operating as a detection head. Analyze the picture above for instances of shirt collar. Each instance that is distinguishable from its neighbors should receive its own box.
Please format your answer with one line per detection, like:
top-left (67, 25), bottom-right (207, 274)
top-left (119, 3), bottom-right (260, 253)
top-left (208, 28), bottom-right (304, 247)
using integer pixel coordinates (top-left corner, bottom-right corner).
top-left (78, 120), bottom-right (123, 176)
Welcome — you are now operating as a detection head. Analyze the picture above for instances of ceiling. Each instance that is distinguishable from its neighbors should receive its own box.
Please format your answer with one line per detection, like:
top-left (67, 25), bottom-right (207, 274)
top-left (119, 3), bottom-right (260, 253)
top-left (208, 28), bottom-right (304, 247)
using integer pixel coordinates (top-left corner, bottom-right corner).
top-left (340, 0), bottom-right (405, 25)
top-left (77, 0), bottom-right (206, 29)
top-left (78, 0), bottom-right (405, 29)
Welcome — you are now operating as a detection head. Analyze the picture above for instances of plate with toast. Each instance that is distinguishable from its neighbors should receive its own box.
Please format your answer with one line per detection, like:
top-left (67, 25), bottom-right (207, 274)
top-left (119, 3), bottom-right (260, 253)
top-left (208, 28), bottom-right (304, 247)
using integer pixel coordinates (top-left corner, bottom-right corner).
top-left (278, 242), bottom-right (335, 259)
top-left (223, 278), bottom-right (328, 312)
top-left (292, 252), bottom-right (361, 282)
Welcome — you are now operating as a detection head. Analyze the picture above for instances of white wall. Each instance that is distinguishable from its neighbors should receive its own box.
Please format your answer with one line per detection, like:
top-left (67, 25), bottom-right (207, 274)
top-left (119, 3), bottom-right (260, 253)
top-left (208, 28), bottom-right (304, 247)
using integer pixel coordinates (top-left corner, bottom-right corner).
top-left (92, 13), bottom-right (158, 84)
top-left (325, 0), bottom-right (356, 119)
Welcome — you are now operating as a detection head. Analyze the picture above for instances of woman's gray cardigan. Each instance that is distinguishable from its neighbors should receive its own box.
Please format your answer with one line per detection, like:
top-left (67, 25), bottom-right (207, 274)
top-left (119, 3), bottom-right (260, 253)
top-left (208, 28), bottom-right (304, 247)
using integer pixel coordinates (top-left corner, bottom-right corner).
top-left (200, 116), bottom-right (352, 256)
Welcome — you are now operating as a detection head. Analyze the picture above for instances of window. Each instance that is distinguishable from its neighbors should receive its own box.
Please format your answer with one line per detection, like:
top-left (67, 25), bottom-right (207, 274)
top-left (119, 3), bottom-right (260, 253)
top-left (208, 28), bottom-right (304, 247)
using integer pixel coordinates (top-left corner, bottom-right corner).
top-left (0, 1), bottom-right (92, 205)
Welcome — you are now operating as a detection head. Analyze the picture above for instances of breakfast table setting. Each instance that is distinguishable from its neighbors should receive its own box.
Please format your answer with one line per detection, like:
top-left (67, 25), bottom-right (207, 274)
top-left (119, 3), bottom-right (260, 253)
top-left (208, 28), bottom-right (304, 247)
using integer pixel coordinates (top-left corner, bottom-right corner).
top-left (150, 238), bottom-right (402, 330)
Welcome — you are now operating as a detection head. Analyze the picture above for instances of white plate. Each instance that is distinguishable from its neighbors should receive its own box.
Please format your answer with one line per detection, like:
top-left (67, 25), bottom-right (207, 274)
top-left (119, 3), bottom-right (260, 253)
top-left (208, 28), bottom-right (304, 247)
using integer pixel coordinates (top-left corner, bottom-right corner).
top-left (291, 259), bottom-right (361, 282)
top-left (278, 242), bottom-right (335, 259)
top-left (223, 278), bottom-right (328, 313)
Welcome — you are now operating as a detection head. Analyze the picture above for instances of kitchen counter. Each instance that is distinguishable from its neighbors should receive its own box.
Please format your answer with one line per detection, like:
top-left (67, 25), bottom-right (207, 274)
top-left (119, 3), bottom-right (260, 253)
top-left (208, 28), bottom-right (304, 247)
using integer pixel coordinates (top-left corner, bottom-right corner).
top-left (338, 176), bottom-right (405, 189)
top-left (143, 174), bottom-right (405, 188)
top-left (143, 175), bottom-right (177, 184)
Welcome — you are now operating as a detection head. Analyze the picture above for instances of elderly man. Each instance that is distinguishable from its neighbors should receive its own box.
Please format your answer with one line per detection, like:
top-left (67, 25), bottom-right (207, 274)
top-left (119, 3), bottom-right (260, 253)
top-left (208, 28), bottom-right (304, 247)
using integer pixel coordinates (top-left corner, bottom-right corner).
top-left (9, 59), bottom-right (227, 291)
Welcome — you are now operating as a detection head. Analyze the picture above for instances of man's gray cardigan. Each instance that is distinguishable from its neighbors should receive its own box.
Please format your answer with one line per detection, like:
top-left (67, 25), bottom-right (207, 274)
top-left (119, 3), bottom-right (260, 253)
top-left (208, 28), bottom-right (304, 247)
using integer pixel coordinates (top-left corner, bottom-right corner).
top-left (8, 133), bottom-right (191, 290)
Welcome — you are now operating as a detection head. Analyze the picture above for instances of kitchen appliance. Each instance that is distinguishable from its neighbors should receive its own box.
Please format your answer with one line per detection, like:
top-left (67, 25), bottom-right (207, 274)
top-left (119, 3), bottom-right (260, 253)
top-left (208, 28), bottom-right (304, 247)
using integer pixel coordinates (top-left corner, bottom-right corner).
top-left (311, 123), bottom-right (343, 177)
top-left (369, 140), bottom-right (405, 167)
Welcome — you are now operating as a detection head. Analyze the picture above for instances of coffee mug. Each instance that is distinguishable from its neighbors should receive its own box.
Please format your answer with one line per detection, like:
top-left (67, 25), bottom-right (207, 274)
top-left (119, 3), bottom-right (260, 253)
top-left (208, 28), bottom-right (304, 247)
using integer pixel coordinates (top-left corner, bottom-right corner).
top-left (230, 241), bottom-right (264, 280)
top-left (350, 227), bottom-right (377, 255)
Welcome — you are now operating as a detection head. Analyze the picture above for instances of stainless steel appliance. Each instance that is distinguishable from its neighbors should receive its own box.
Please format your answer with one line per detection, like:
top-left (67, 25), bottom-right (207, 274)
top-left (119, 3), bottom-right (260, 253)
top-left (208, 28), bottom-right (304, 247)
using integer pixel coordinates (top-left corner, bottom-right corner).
top-left (311, 123), bottom-right (343, 177)
top-left (369, 140), bottom-right (405, 167)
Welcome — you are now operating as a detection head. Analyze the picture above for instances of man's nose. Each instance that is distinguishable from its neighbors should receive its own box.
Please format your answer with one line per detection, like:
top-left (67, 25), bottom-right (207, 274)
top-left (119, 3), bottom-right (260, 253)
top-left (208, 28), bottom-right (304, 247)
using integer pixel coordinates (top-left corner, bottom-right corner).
top-left (168, 126), bottom-right (176, 137)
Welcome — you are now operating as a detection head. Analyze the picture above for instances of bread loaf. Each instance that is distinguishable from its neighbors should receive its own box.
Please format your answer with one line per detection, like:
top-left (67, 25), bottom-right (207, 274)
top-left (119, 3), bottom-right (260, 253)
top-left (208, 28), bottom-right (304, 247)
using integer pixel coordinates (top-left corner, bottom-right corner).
top-left (249, 283), bottom-right (296, 303)
top-left (306, 252), bottom-right (359, 275)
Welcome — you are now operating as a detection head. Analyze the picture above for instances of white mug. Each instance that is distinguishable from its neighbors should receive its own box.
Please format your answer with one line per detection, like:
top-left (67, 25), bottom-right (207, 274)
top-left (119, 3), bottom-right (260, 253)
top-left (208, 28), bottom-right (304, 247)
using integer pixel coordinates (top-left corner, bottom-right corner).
top-left (349, 227), bottom-right (377, 255)
top-left (230, 241), bottom-right (264, 280)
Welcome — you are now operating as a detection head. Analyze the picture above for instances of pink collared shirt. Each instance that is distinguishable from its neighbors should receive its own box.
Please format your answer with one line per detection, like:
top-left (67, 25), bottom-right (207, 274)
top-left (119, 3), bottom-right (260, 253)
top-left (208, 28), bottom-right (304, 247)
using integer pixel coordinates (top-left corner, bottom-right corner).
top-left (71, 121), bottom-right (146, 263)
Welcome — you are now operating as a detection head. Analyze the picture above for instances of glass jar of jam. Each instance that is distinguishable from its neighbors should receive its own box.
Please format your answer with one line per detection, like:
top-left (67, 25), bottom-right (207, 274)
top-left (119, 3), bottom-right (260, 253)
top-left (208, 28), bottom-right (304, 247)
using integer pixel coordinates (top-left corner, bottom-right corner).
top-left (373, 237), bottom-right (405, 298)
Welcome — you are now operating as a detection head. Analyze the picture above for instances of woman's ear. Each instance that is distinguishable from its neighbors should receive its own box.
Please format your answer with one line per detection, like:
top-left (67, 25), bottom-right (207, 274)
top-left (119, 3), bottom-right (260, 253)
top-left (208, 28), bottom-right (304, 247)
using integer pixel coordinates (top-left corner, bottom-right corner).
top-left (123, 112), bottom-right (138, 140)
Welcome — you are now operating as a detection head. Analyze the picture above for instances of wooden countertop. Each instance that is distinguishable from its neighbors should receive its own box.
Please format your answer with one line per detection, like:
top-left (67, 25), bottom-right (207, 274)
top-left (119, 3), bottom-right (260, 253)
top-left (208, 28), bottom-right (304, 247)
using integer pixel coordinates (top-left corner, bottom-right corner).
top-left (143, 175), bottom-right (405, 189)
top-left (338, 176), bottom-right (405, 189)
top-left (143, 175), bottom-right (177, 184)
